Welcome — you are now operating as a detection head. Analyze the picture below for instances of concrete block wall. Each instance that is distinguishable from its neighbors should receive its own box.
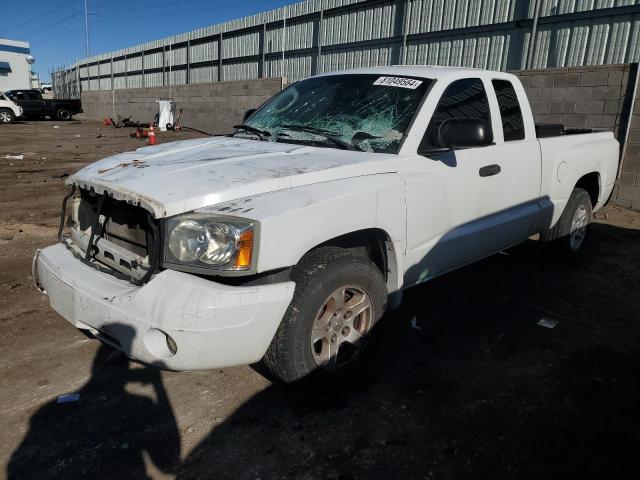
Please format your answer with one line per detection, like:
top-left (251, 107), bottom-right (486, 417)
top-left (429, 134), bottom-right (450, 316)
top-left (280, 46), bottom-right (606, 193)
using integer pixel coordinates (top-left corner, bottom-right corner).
top-left (615, 78), bottom-right (640, 210)
top-left (512, 64), bottom-right (632, 141)
top-left (80, 77), bottom-right (283, 135)
top-left (511, 63), bottom-right (640, 211)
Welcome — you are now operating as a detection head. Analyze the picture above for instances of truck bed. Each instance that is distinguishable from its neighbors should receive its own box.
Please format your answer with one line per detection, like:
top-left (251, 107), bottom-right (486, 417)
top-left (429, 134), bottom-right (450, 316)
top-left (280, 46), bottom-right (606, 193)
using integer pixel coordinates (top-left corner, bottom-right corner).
top-left (535, 123), bottom-right (599, 138)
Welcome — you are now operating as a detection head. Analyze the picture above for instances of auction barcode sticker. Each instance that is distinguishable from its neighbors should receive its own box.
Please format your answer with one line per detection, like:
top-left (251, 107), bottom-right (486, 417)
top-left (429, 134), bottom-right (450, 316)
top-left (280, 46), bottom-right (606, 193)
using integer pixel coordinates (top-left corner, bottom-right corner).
top-left (373, 76), bottom-right (423, 89)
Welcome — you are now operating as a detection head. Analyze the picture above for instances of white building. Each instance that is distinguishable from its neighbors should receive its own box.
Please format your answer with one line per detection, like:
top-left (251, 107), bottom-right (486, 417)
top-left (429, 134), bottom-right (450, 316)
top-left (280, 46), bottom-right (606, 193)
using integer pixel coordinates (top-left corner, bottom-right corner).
top-left (0, 38), bottom-right (35, 91)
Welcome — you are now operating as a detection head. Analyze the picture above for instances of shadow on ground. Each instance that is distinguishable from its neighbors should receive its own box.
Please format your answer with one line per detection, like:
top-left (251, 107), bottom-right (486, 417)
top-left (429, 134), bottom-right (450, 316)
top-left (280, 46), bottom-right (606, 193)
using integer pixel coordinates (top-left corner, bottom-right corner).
top-left (179, 224), bottom-right (640, 480)
top-left (8, 223), bottom-right (640, 480)
top-left (7, 327), bottom-right (180, 480)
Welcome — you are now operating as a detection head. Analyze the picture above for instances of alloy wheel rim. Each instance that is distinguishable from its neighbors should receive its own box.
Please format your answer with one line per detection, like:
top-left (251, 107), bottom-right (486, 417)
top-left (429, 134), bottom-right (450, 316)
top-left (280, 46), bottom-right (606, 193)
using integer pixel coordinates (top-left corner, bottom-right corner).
top-left (311, 284), bottom-right (374, 370)
top-left (570, 204), bottom-right (588, 250)
top-left (0, 112), bottom-right (10, 123)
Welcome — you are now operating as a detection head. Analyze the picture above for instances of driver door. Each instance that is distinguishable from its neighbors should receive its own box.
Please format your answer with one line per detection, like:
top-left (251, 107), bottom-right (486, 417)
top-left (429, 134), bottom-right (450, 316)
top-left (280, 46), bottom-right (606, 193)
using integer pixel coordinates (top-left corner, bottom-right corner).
top-left (402, 78), bottom-right (530, 286)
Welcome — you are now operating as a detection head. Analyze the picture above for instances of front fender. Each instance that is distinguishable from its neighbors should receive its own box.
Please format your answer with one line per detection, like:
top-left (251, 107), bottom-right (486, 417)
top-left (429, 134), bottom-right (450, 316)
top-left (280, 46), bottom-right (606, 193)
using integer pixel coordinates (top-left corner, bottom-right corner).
top-left (197, 173), bottom-right (407, 294)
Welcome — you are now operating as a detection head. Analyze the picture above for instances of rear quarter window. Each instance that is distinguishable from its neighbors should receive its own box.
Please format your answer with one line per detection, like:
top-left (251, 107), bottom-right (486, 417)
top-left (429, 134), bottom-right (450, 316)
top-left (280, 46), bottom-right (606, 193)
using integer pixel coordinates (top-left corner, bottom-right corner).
top-left (492, 79), bottom-right (525, 141)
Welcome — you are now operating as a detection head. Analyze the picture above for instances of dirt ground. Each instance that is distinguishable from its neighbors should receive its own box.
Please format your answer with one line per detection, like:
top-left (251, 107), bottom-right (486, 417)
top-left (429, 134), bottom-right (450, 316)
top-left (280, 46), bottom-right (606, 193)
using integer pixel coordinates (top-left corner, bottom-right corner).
top-left (1, 118), bottom-right (639, 480)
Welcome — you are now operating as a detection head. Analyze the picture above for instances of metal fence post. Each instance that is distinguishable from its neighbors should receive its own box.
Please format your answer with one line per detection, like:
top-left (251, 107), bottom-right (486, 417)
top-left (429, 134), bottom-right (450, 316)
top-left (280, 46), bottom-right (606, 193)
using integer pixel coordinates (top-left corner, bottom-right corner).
top-left (218, 32), bottom-right (223, 82)
top-left (401, 0), bottom-right (410, 65)
top-left (314, 9), bottom-right (323, 75)
top-left (76, 62), bottom-right (80, 98)
top-left (186, 39), bottom-right (191, 84)
top-left (392, 0), bottom-right (408, 65)
top-left (526, 0), bottom-right (541, 69)
top-left (259, 23), bottom-right (266, 78)
top-left (162, 46), bottom-right (166, 86)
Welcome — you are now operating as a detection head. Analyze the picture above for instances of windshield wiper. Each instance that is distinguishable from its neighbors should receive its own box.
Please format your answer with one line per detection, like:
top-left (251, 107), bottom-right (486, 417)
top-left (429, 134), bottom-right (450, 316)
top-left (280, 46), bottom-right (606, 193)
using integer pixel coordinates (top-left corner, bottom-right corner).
top-left (232, 124), bottom-right (271, 140)
top-left (281, 124), bottom-right (356, 151)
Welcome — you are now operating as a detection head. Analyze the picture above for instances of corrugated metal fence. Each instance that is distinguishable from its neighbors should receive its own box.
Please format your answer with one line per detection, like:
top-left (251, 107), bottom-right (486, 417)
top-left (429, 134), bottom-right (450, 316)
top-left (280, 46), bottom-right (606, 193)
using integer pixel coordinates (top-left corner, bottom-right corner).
top-left (53, 0), bottom-right (640, 98)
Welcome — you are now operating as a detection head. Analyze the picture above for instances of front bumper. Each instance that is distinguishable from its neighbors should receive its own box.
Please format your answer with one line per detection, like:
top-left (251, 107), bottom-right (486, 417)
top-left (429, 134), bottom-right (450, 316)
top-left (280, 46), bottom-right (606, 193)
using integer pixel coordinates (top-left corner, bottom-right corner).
top-left (33, 244), bottom-right (295, 370)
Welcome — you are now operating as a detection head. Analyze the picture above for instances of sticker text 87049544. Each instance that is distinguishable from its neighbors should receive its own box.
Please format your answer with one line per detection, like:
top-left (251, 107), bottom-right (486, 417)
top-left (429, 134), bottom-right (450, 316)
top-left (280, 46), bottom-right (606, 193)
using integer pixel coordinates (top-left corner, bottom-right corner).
top-left (373, 76), bottom-right (423, 89)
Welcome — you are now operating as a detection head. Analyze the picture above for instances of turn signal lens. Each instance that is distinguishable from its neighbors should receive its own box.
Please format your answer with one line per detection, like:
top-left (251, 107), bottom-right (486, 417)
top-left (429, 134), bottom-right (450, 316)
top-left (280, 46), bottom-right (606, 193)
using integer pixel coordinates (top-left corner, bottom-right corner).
top-left (234, 229), bottom-right (254, 268)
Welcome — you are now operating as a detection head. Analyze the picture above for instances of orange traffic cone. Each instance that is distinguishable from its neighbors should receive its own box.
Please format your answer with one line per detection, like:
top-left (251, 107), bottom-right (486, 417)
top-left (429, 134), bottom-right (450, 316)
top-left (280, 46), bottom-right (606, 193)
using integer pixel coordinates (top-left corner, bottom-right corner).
top-left (148, 125), bottom-right (156, 145)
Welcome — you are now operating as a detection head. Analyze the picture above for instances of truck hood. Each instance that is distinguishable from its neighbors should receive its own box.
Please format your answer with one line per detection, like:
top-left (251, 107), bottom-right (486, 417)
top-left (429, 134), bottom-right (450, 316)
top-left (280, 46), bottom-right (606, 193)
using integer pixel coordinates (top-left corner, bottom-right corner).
top-left (69, 137), bottom-right (396, 218)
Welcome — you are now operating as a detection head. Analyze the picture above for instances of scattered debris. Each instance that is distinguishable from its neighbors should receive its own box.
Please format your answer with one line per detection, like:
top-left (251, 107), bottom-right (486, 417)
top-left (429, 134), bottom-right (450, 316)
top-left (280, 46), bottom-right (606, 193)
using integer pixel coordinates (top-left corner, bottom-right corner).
top-left (410, 316), bottom-right (421, 330)
top-left (74, 134), bottom-right (81, 138)
top-left (57, 393), bottom-right (80, 404)
top-left (130, 127), bottom-right (149, 139)
top-left (53, 125), bottom-right (59, 129)
top-left (4, 154), bottom-right (24, 160)
top-left (537, 317), bottom-right (559, 329)
top-left (52, 173), bottom-right (70, 179)
top-left (594, 211), bottom-right (608, 220)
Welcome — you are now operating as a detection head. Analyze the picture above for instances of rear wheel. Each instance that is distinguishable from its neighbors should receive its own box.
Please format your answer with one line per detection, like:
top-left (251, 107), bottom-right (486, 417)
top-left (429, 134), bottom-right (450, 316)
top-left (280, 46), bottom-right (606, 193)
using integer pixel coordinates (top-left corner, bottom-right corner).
top-left (0, 109), bottom-right (15, 124)
top-left (541, 188), bottom-right (592, 253)
top-left (56, 108), bottom-right (72, 121)
top-left (263, 247), bottom-right (387, 382)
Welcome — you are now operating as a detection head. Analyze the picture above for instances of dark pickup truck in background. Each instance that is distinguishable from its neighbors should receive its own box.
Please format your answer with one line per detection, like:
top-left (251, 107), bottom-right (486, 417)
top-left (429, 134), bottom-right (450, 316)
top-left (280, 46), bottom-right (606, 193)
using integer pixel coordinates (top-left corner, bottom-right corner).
top-left (4, 89), bottom-right (82, 120)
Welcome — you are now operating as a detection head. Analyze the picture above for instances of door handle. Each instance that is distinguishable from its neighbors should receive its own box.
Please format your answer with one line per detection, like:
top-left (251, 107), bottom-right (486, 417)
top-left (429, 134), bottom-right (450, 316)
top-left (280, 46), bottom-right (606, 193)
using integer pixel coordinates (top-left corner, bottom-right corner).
top-left (479, 164), bottom-right (501, 177)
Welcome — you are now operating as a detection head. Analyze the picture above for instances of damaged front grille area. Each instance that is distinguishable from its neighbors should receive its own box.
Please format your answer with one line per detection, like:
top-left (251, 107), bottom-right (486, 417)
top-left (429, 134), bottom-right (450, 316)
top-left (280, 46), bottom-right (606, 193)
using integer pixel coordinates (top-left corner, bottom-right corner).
top-left (60, 187), bottom-right (160, 284)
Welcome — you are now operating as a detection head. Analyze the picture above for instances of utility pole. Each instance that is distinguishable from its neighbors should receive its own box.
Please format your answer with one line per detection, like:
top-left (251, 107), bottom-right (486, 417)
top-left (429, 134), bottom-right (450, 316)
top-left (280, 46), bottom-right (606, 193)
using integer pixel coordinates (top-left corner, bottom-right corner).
top-left (84, 0), bottom-right (90, 57)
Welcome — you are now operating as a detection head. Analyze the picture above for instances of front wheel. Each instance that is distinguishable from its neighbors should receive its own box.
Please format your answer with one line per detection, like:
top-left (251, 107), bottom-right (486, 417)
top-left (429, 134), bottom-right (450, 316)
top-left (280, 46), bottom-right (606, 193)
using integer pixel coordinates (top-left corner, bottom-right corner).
top-left (0, 109), bottom-right (15, 124)
top-left (263, 247), bottom-right (388, 382)
top-left (541, 188), bottom-right (592, 253)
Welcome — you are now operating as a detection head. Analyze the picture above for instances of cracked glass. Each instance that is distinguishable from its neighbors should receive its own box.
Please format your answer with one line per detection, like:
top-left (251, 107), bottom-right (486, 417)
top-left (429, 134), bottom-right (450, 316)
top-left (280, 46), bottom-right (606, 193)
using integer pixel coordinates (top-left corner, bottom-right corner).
top-left (239, 74), bottom-right (432, 153)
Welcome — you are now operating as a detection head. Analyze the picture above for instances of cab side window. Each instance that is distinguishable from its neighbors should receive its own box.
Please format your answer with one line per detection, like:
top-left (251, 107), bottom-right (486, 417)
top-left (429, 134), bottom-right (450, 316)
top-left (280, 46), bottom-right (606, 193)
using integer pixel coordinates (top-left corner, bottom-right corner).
top-left (492, 79), bottom-right (525, 141)
top-left (420, 78), bottom-right (490, 150)
top-left (15, 92), bottom-right (26, 100)
top-left (27, 91), bottom-right (40, 100)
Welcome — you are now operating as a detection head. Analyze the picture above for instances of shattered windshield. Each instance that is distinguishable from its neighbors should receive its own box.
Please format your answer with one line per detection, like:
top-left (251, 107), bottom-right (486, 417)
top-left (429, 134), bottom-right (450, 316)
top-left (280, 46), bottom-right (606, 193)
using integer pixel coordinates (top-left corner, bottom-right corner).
top-left (239, 74), bottom-right (432, 153)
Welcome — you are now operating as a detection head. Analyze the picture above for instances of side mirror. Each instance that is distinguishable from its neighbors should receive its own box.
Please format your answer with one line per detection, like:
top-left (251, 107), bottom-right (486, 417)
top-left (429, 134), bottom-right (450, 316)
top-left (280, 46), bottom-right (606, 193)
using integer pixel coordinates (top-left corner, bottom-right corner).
top-left (242, 108), bottom-right (257, 123)
top-left (437, 118), bottom-right (493, 149)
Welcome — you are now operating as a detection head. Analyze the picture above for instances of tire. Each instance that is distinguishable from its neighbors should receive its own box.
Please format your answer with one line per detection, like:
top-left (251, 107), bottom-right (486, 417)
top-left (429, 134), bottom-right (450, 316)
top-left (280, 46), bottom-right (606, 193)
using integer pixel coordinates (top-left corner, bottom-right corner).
top-left (0, 109), bottom-right (15, 124)
top-left (541, 187), bottom-right (592, 253)
top-left (56, 108), bottom-right (72, 121)
top-left (263, 246), bottom-right (388, 382)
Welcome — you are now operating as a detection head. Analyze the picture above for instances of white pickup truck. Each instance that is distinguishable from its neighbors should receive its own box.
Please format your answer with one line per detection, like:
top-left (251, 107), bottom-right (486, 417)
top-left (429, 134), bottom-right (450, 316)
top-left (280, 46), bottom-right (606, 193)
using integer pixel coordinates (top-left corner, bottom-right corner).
top-left (34, 66), bottom-right (618, 382)
top-left (0, 93), bottom-right (23, 124)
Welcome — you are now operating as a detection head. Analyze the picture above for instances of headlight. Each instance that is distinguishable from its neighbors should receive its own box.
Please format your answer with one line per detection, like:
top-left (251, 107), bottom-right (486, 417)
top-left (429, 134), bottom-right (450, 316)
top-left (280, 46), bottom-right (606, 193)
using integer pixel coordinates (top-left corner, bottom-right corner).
top-left (163, 214), bottom-right (255, 272)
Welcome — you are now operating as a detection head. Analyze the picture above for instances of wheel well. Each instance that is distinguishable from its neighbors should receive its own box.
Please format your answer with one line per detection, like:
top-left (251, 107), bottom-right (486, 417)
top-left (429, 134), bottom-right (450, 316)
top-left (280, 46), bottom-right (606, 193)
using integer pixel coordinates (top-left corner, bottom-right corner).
top-left (312, 228), bottom-right (391, 280)
top-left (575, 172), bottom-right (600, 207)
